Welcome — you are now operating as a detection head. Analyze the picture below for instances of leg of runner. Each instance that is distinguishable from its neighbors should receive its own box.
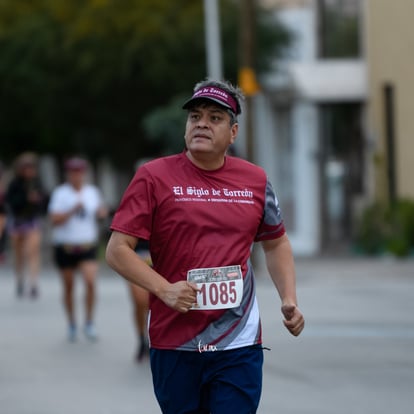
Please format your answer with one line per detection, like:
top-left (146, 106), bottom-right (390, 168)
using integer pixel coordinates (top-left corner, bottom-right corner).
top-left (129, 283), bottom-right (149, 361)
top-left (60, 267), bottom-right (77, 341)
top-left (25, 227), bottom-right (42, 298)
top-left (79, 259), bottom-right (99, 341)
top-left (9, 232), bottom-right (25, 297)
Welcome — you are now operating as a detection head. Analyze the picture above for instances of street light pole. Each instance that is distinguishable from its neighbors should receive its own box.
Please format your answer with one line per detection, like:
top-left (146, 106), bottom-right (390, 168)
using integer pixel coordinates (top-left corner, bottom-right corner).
top-left (203, 0), bottom-right (223, 80)
top-left (239, 0), bottom-right (259, 163)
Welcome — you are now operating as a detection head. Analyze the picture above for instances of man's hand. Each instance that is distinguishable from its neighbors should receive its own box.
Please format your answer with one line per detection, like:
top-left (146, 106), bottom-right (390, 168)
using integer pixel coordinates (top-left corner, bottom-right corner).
top-left (161, 281), bottom-right (200, 313)
top-left (282, 304), bottom-right (305, 336)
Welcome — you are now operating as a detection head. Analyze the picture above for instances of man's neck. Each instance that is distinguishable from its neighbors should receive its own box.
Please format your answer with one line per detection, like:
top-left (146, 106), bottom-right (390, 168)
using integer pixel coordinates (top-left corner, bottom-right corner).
top-left (186, 150), bottom-right (225, 171)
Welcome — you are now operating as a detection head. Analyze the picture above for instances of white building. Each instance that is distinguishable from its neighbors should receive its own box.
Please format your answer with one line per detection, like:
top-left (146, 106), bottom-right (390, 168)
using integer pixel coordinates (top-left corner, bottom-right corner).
top-left (241, 0), bottom-right (368, 256)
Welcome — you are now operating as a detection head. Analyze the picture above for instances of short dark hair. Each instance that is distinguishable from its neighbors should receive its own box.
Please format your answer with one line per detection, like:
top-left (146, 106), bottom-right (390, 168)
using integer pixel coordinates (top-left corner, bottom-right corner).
top-left (226, 109), bottom-right (238, 126)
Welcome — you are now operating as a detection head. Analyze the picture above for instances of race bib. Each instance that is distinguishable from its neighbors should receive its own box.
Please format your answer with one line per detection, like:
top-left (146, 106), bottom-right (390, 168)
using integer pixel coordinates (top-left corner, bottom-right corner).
top-left (187, 265), bottom-right (243, 310)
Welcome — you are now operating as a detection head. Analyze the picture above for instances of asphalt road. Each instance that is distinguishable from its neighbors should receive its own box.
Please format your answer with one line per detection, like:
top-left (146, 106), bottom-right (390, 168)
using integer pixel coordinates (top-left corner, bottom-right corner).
top-left (1, 256), bottom-right (414, 414)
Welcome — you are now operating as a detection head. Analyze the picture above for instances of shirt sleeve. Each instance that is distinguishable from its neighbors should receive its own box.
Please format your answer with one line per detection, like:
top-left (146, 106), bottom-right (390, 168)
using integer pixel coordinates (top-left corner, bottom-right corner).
top-left (110, 167), bottom-right (154, 240)
top-left (47, 188), bottom-right (64, 213)
top-left (255, 178), bottom-right (286, 242)
top-left (93, 187), bottom-right (104, 209)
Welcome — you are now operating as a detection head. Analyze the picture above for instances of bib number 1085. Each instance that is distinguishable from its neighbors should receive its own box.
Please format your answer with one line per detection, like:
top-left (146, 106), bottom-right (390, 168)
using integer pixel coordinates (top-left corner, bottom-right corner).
top-left (195, 279), bottom-right (243, 310)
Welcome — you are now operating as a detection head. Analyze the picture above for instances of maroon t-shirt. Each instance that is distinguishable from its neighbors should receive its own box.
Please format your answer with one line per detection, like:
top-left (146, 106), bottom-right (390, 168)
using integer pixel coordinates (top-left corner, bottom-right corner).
top-left (111, 152), bottom-right (285, 351)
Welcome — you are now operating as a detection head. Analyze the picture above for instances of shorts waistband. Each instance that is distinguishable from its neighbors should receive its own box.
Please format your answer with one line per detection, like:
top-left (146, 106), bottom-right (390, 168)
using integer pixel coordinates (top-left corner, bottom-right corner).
top-left (59, 243), bottom-right (96, 254)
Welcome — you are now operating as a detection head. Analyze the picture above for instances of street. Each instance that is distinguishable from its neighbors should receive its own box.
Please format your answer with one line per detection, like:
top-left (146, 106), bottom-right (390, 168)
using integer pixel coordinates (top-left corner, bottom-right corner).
top-left (1, 256), bottom-right (414, 414)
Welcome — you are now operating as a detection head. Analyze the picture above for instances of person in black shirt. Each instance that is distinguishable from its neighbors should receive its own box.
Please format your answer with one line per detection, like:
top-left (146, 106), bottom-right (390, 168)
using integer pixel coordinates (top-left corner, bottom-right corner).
top-left (5, 152), bottom-right (47, 298)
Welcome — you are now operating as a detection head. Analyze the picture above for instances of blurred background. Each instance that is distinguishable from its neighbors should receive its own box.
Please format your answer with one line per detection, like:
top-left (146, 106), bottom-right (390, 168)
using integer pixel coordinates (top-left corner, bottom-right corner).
top-left (1, 3), bottom-right (414, 414)
top-left (1, 0), bottom-right (414, 258)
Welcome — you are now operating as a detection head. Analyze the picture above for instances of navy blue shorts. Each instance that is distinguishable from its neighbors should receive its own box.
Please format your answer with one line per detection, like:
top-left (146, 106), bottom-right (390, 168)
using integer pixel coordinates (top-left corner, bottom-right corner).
top-left (150, 345), bottom-right (264, 414)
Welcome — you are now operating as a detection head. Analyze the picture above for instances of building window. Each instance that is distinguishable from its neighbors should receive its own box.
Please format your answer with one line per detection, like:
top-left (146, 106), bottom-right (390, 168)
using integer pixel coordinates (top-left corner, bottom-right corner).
top-left (317, 0), bottom-right (361, 58)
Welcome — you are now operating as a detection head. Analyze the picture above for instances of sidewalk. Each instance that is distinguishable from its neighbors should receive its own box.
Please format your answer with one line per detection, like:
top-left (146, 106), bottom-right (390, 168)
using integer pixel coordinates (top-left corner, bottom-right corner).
top-left (1, 255), bottom-right (414, 414)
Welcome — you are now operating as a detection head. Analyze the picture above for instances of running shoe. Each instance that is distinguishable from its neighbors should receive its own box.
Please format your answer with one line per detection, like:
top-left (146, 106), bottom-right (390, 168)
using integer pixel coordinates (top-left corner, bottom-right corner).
top-left (16, 282), bottom-right (24, 298)
top-left (84, 322), bottom-right (98, 341)
top-left (68, 324), bottom-right (77, 342)
top-left (30, 286), bottom-right (38, 299)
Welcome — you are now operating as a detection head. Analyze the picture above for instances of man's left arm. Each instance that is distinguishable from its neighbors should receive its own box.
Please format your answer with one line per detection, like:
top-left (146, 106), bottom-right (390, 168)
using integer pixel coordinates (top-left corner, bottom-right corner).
top-left (261, 234), bottom-right (305, 336)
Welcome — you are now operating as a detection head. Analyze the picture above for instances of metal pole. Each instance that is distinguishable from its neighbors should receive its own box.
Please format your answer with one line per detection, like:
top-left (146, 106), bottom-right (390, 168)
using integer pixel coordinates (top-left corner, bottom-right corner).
top-left (383, 83), bottom-right (397, 205)
top-left (203, 0), bottom-right (223, 80)
top-left (239, 0), bottom-right (255, 162)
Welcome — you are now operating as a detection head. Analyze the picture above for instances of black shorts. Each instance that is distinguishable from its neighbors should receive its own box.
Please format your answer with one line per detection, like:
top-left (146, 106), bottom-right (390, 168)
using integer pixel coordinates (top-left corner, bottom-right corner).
top-left (53, 244), bottom-right (97, 269)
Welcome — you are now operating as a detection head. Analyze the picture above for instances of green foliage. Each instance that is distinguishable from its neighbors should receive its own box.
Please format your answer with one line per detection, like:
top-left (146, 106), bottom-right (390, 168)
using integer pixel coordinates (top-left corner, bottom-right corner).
top-left (354, 202), bottom-right (387, 255)
top-left (355, 199), bottom-right (414, 257)
top-left (142, 94), bottom-right (188, 155)
top-left (0, 0), bottom-right (291, 168)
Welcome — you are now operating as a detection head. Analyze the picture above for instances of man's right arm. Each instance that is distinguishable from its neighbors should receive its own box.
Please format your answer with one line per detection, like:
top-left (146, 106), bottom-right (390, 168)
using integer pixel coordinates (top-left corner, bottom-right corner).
top-left (106, 231), bottom-right (198, 313)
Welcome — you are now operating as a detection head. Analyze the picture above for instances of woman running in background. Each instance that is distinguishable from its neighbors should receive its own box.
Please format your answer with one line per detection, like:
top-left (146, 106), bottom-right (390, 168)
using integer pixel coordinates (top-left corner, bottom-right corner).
top-left (5, 152), bottom-right (47, 298)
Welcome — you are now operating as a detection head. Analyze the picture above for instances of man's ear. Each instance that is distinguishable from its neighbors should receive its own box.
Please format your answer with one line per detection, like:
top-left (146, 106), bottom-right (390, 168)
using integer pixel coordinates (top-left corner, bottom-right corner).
top-left (230, 123), bottom-right (238, 144)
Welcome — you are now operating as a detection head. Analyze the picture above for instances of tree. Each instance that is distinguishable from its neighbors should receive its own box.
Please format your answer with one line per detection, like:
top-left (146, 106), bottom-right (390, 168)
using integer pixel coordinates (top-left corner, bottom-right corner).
top-left (0, 0), bottom-right (291, 168)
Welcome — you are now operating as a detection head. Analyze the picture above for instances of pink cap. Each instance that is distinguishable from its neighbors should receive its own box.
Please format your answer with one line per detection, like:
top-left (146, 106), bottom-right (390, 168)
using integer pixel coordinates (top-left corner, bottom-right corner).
top-left (64, 157), bottom-right (87, 171)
